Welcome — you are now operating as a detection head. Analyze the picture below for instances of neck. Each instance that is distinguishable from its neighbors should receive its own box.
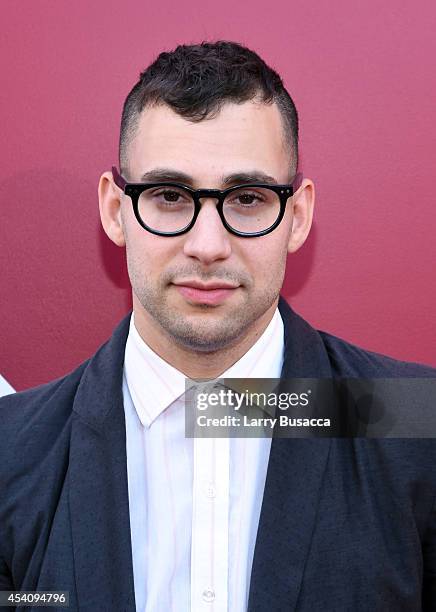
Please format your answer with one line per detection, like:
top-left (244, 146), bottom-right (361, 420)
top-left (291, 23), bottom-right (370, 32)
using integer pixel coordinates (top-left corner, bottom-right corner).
top-left (131, 299), bottom-right (278, 379)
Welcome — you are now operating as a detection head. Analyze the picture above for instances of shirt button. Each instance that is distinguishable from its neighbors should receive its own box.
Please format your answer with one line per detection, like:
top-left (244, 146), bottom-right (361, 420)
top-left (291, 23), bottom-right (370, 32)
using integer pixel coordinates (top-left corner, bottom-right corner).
top-left (202, 588), bottom-right (215, 603)
top-left (205, 483), bottom-right (216, 498)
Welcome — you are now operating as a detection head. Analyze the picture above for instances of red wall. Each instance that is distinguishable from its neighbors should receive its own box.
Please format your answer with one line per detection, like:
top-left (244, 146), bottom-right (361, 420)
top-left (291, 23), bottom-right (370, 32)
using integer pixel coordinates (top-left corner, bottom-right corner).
top-left (1, 0), bottom-right (435, 391)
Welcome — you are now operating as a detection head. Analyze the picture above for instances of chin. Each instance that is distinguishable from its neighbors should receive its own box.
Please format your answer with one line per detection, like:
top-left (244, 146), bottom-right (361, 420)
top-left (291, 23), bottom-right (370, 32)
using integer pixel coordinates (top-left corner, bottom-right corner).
top-left (163, 314), bottom-right (249, 354)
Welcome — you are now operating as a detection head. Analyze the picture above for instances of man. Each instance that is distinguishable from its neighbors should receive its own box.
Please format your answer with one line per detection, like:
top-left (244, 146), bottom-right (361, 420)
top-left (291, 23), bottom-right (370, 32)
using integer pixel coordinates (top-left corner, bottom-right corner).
top-left (1, 41), bottom-right (435, 612)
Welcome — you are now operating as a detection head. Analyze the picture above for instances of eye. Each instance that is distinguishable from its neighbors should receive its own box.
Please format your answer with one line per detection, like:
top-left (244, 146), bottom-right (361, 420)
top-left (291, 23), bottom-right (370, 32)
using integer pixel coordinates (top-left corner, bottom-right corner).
top-left (228, 190), bottom-right (265, 207)
top-left (238, 193), bottom-right (255, 205)
top-left (155, 189), bottom-right (184, 202)
top-left (145, 187), bottom-right (192, 206)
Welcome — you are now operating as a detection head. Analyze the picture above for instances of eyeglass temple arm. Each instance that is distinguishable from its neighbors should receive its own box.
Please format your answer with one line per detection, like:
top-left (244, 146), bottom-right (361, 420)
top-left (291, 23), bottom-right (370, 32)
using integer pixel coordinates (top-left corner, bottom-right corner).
top-left (112, 166), bottom-right (127, 190)
top-left (292, 172), bottom-right (304, 192)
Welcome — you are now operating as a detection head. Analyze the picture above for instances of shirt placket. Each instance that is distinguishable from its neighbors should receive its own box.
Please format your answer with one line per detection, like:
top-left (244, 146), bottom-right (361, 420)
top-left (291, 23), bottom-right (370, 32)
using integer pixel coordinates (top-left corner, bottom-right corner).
top-left (191, 434), bottom-right (229, 612)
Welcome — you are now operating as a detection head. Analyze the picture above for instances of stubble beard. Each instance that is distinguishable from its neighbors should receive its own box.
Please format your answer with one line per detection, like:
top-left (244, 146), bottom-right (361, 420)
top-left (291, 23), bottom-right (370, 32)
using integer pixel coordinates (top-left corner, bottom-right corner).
top-left (130, 272), bottom-right (280, 354)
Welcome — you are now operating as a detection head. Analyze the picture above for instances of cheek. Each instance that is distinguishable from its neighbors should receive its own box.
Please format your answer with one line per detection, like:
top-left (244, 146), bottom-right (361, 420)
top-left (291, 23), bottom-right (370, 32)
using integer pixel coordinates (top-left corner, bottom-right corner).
top-left (244, 234), bottom-right (289, 279)
top-left (124, 230), bottom-right (183, 278)
top-left (242, 251), bottom-right (287, 294)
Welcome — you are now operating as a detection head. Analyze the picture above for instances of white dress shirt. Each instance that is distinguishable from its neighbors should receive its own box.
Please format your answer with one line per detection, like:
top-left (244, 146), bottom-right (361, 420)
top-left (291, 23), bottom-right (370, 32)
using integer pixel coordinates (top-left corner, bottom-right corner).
top-left (0, 374), bottom-right (15, 397)
top-left (123, 308), bottom-right (284, 612)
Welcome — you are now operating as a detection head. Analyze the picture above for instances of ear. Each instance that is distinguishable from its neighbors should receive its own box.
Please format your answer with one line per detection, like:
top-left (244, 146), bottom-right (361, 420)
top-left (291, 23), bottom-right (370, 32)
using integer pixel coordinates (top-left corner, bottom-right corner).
top-left (98, 171), bottom-right (126, 247)
top-left (287, 178), bottom-right (315, 254)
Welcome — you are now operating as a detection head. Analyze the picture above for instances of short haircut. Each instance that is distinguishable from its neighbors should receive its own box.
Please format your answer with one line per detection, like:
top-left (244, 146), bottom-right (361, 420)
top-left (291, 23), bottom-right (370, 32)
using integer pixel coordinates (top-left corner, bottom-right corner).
top-left (119, 40), bottom-right (299, 179)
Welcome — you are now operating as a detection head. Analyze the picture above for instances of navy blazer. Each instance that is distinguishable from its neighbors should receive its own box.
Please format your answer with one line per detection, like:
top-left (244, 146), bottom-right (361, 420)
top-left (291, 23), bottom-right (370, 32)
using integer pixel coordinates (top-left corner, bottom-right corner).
top-left (1, 297), bottom-right (436, 611)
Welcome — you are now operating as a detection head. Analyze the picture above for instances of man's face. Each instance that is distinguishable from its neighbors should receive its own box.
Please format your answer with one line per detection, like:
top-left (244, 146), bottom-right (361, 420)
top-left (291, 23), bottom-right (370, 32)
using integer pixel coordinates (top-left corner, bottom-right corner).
top-left (113, 100), bottom-right (308, 352)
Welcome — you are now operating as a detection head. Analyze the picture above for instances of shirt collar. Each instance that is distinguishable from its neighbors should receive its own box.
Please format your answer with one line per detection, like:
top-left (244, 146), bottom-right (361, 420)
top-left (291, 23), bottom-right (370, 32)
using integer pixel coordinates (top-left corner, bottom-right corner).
top-left (124, 308), bottom-right (284, 428)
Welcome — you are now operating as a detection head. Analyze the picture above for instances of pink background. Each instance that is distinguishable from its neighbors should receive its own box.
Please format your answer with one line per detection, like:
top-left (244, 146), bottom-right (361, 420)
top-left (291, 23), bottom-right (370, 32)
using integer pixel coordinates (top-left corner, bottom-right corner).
top-left (1, 0), bottom-right (435, 391)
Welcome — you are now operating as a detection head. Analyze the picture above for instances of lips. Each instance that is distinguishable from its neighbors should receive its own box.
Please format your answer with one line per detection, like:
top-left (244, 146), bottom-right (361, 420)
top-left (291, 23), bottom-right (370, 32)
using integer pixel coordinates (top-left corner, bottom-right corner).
top-left (173, 280), bottom-right (239, 305)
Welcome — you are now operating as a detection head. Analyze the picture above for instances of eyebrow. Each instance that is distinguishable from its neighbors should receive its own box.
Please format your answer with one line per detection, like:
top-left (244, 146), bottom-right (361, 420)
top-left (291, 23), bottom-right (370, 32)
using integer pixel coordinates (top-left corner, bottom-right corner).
top-left (138, 168), bottom-right (280, 187)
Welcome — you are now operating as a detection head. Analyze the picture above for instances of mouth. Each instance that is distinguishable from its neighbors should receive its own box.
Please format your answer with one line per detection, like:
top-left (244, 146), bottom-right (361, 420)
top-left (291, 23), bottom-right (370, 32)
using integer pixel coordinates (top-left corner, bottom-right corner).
top-left (172, 280), bottom-right (239, 306)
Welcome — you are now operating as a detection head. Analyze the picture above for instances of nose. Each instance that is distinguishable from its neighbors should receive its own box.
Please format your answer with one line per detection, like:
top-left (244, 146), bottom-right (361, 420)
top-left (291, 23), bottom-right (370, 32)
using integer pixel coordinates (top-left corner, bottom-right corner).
top-left (183, 197), bottom-right (232, 264)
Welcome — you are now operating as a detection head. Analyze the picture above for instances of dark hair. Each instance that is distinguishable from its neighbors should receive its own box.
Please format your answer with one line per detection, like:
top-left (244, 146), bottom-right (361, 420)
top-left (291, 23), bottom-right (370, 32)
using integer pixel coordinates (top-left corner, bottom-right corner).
top-left (119, 40), bottom-right (299, 178)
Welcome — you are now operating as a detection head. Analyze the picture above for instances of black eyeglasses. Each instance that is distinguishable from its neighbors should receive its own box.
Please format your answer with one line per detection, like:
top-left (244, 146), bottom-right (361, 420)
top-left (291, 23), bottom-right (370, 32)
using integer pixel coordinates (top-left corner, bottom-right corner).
top-left (111, 166), bottom-right (303, 238)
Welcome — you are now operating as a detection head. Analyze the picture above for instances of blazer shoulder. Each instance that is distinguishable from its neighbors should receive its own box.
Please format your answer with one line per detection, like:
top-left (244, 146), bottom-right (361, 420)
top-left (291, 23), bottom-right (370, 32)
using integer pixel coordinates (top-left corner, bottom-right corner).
top-left (318, 329), bottom-right (436, 377)
top-left (0, 311), bottom-right (132, 439)
top-left (0, 359), bottom-right (90, 434)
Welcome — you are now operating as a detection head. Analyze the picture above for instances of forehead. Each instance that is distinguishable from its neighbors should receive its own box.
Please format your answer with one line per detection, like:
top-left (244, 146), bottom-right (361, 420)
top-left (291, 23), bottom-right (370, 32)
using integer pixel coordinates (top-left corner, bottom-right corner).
top-left (127, 100), bottom-right (292, 185)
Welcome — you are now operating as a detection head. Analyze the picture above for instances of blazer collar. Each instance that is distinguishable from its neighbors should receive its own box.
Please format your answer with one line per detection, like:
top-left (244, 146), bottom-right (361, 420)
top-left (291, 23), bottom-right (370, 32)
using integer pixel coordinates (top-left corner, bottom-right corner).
top-left (70, 297), bottom-right (333, 611)
top-left (278, 295), bottom-right (332, 378)
top-left (69, 312), bottom-right (136, 610)
top-left (247, 297), bottom-right (333, 611)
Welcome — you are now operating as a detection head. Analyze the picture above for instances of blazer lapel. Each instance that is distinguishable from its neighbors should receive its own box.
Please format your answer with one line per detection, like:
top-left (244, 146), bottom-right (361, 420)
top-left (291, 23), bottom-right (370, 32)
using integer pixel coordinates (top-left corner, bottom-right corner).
top-left (247, 297), bottom-right (333, 612)
top-left (69, 313), bottom-right (136, 611)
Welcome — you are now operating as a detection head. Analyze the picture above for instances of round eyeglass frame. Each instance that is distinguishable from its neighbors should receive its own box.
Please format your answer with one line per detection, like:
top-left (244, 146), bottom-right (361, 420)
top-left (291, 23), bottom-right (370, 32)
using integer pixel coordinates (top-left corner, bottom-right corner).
top-left (111, 166), bottom-right (303, 238)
